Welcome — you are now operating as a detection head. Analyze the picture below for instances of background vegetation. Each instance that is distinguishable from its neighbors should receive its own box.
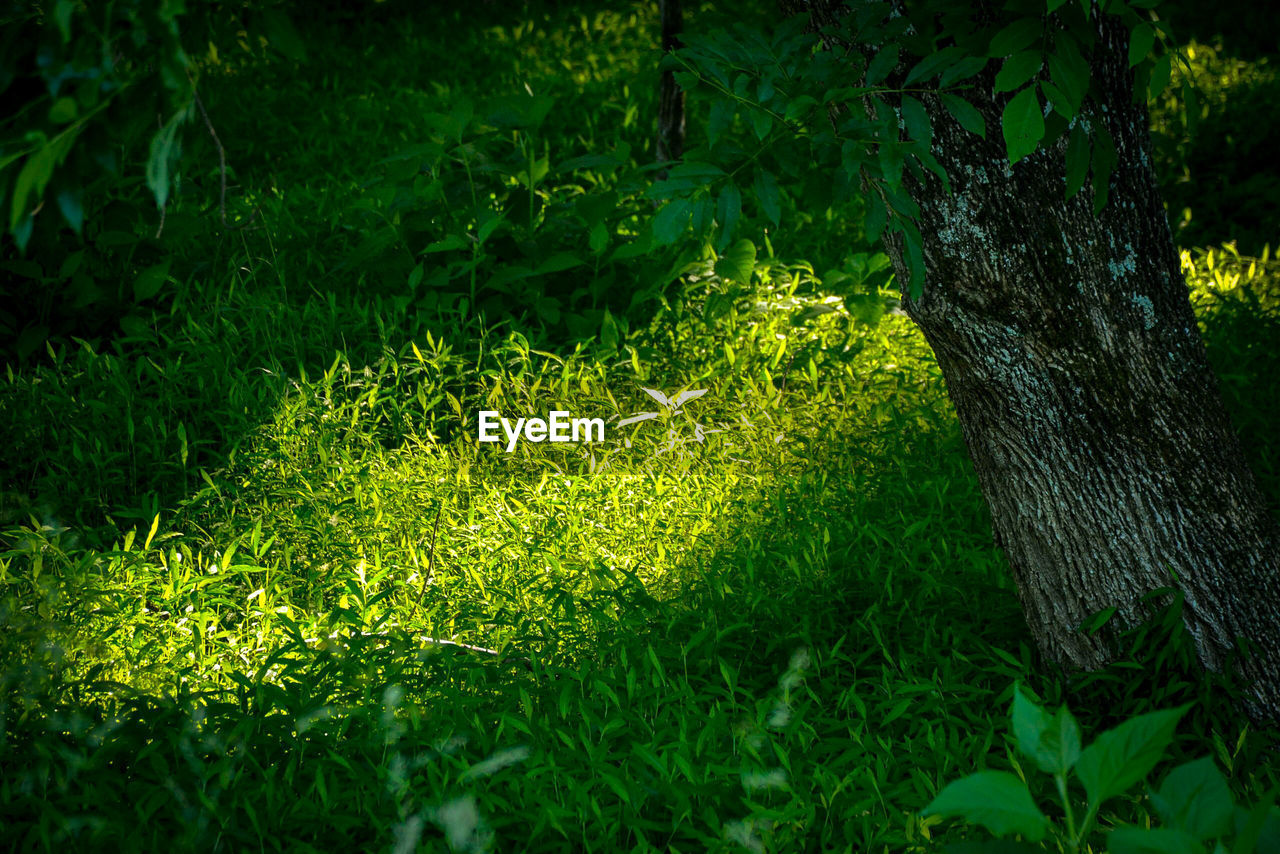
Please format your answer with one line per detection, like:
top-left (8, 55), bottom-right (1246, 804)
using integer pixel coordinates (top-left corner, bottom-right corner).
top-left (1, 1), bottom-right (1277, 850)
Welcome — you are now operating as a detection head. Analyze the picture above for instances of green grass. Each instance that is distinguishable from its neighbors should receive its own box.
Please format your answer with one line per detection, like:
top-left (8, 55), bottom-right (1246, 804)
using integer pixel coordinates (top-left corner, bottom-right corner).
top-left (2, 3), bottom-right (1279, 852)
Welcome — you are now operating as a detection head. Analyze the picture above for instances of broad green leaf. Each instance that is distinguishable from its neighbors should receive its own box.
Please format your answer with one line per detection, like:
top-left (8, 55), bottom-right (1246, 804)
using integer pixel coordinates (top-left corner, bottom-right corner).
top-left (535, 252), bottom-right (583, 274)
top-left (576, 191), bottom-right (618, 227)
top-left (989, 18), bottom-right (1043, 57)
top-left (1107, 827), bottom-right (1206, 854)
top-left (422, 235), bottom-right (468, 253)
top-left (56, 186), bottom-right (84, 235)
top-left (1064, 122), bottom-right (1090, 200)
top-left (923, 771), bottom-right (1049, 841)
top-left (941, 94), bottom-right (986, 139)
top-left (864, 191), bottom-right (888, 243)
top-left (1074, 703), bottom-right (1191, 809)
top-left (995, 51), bottom-right (1043, 93)
top-left (1048, 35), bottom-right (1090, 113)
top-left (866, 44), bottom-right (899, 86)
top-left (708, 98), bottom-right (735, 146)
top-left (1012, 686), bottom-right (1081, 775)
top-left (48, 97), bottom-right (77, 124)
top-left (1233, 792), bottom-right (1280, 854)
top-left (54, 0), bottom-right (74, 42)
top-left (10, 146), bottom-right (56, 231)
top-left (1151, 758), bottom-right (1233, 841)
top-left (147, 110), bottom-right (186, 210)
top-left (652, 199), bottom-right (691, 245)
top-left (714, 239), bottom-right (756, 284)
top-left (1039, 80), bottom-right (1075, 119)
top-left (1090, 124), bottom-right (1118, 213)
top-left (751, 106), bottom-right (772, 141)
top-left (135, 260), bottom-right (172, 301)
top-left (1001, 86), bottom-right (1045, 164)
top-left (754, 168), bottom-right (780, 226)
top-left (900, 96), bottom-right (931, 148)
top-left (902, 217), bottom-right (926, 300)
top-left (691, 195), bottom-right (713, 234)
top-left (1148, 53), bottom-right (1173, 100)
top-left (716, 183), bottom-right (742, 251)
top-left (1047, 0), bottom-right (1069, 10)
top-left (879, 143), bottom-right (905, 189)
top-left (784, 95), bottom-right (819, 122)
top-left (905, 47), bottom-right (963, 85)
top-left (940, 56), bottom-right (988, 87)
top-left (1129, 23), bottom-right (1155, 68)
top-left (262, 9), bottom-right (308, 62)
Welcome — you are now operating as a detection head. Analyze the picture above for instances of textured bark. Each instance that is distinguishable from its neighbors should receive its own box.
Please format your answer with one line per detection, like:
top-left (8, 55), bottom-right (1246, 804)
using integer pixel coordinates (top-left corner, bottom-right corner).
top-left (655, 0), bottom-right (685, 171)
top-left (798, 3), bottom-right (1280, 717)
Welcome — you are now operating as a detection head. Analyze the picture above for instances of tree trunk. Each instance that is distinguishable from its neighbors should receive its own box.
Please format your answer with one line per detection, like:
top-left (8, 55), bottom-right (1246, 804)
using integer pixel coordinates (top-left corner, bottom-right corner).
top-left (818, 5), bottom-right (1280, 716)
top-left (655, 0), bottom-right (685, 172)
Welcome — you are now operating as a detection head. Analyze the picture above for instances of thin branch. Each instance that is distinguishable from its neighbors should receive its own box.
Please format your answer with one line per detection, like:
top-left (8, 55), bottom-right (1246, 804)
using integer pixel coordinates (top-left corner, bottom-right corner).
top-left (415, 499), bottom-right (445, 612)
top-left (192, 89), bottom-right (228, 228)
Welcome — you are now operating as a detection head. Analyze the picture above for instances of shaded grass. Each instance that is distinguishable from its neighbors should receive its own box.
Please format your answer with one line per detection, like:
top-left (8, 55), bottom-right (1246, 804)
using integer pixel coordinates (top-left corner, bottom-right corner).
top-left (2, 249), bottom-right (1277, 851)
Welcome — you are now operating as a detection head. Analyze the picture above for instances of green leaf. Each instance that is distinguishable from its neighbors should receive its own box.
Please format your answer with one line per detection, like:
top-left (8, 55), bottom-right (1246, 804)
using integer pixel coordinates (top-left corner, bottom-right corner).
top-left (1001, 86), bottom-right (1045, 165)
top-left (1064, 122), bottom-right (1090, 200)
top-left (866, 44), bottom-right (899, 86)
top-left (714, 239), bottom-right (756, 284)
top-left (995, 51), bottom-right (1043, 93)
top-left (879, 143), bottom-right (905, 189)
top-left (708, 98), bottom-right (735, 146)
top-left (1129, 23), bottom-right (1155, 67)
top-left (1151, 758), bottom-right (1233, 841)
top-left (1107, 827), bottom-right (1206, 854)
top-left (940, 56), bottom-right (988, 87)
top-left (900, 96), bottom-right (931, 148)
top-left (1074, 703), bottom-right (1192, 809)
top-left (48, 97), bottom-right (78, 124)
top-left (989, 19), bottom-right (1043, 57)
top-left (535, 252), bottom-right (583, 274)
top-left (784, 95), bottom-right (819, 122)
top-left (262, 9), bottom-right (308, 61)
top-left (923, 771), bottom-right (1049, 841)
top-left (600, 308), bottom-right (620, 350)
top-left (1148, 53), bottom-right (1172, 99)
top-left (1012, 685), bottom-right (1081, 775)
top-left (1047, 0), bottom-right (1069, 10)
top-left (652, 199), bottom-right (691, 245)
top-left (56, 186), bottom-right (84, 235)
top-left (750, 107), bottom-right (772, 141)
top-left (422, 235), bottom-right (468, 253)
top-left (905, 47), bottom-right (962, 85)
top-left (54, 0), bottom-right (75, 42)
top-left (754, 168), bottom-right (781, 226)
top-left (901, 217), bottom-right (926, 301)
top-left (716, 183), bottom-right (742, 252)
top-left (10, 147), bottom-right (56, 231)
top-left (1048, 35), bottom-right (1091, 114)
top-left (1233, 792), bottom-right (1280, 854)
top-left (864, 192), bottom-right (888, 243)
top-left (941, 94), bottom-right (986, 139)
top-left (147, 111), bottom-right (186, 210)
top-left (134, 260), bottom-right (171, 301)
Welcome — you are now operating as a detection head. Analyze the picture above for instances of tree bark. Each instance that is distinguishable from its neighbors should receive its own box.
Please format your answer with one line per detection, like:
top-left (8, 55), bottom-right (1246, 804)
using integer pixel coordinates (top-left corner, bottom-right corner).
top-left (655, 0), bottom-right (686, 172)
top-left (810, 4), bottom-right (1280, 717)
